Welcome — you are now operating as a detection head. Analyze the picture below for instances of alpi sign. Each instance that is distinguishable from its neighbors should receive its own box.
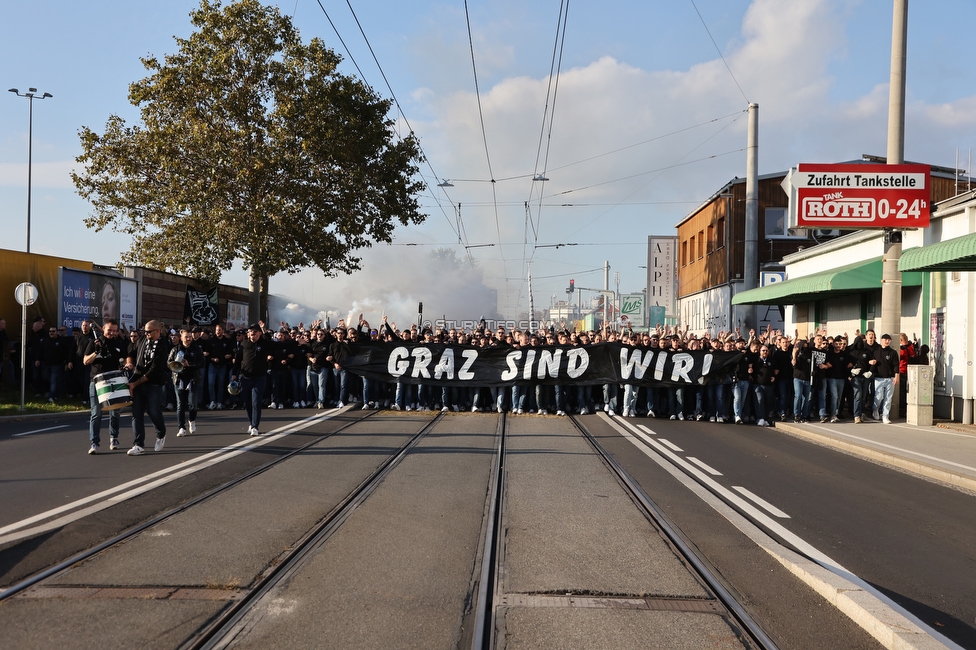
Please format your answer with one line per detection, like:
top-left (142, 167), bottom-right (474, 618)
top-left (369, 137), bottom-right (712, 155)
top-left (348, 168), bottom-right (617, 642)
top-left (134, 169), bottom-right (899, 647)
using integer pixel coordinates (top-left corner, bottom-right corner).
top-left (793, 163), bottom-right (930, 229)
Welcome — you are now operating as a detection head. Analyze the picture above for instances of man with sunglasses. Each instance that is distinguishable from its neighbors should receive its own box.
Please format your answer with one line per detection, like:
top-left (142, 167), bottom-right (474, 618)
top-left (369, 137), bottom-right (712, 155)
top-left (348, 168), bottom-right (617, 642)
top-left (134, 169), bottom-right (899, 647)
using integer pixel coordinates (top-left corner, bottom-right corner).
top-left (125, 320), bottom-right (172, 455)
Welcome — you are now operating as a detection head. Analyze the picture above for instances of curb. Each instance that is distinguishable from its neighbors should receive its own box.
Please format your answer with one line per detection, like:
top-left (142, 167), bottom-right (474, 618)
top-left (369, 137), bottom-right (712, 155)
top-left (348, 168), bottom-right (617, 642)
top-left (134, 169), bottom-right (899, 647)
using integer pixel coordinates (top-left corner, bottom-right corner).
top-left (771, 422), bottom-right (976, 495)
top-left (0, 409), bottom-right (88, 424)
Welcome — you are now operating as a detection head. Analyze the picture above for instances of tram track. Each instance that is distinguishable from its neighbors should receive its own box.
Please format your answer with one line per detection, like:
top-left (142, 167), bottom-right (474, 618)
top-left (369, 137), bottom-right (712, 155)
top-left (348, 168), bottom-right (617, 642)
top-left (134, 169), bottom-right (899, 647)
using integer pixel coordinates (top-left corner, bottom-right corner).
top-left (0, 409), bottom-right (386, 603)
top-left (568, 414), bottom-right (779, 650)
top-left (187, 411), bottom-right (445, 649)
top-left (0, 409), bottom-right (822, 649)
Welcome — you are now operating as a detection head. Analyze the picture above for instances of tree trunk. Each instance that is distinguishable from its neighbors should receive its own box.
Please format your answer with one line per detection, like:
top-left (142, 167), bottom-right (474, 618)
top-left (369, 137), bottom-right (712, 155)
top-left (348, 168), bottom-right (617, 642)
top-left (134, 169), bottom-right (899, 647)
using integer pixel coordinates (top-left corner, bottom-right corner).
top-left (260, 271), bottom-right (269, 325)
top-left (248, 266), bottom-right (261, 327)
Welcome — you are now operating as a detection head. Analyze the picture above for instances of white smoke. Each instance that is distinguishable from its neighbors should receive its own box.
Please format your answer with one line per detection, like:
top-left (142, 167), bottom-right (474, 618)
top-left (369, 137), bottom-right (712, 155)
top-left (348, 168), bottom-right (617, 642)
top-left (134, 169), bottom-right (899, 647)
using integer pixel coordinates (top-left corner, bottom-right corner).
top-left (269, 246), bottom-right (498, 330)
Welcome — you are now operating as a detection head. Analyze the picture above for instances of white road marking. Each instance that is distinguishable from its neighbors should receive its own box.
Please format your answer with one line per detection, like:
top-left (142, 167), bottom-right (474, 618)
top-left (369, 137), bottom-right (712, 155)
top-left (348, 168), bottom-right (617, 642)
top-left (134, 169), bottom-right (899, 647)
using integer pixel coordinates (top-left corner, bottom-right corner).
top-left (599, 411), bottom-right (960, 650)
top-left (658, 438), bottom-right (683, 452)
top-left (732, 486), bottom-right (791, 518)
top-left (686, 457), bottom-right (723, 476)
top-left (811, 427), bottom-right (976, 475)
top-left (12, 425), bottom-right (69, 438)
top-left (0, 410), bottom-right (341, 545)
top-left (637, 424), bottom-right (655, 435)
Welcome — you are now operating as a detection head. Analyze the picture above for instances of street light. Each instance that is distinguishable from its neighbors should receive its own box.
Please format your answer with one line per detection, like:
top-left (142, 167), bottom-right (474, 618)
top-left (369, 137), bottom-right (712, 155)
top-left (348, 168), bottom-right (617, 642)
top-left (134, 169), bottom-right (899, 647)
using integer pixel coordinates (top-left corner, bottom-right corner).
top-left (8, 87), bottom-right (53, 253)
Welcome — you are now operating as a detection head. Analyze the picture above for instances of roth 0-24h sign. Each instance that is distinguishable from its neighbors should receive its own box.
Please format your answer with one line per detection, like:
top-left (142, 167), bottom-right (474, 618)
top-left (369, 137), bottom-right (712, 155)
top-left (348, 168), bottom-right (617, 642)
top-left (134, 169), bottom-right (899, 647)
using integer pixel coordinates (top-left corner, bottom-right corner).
top-left (793, 163), bottom-right (930, 229)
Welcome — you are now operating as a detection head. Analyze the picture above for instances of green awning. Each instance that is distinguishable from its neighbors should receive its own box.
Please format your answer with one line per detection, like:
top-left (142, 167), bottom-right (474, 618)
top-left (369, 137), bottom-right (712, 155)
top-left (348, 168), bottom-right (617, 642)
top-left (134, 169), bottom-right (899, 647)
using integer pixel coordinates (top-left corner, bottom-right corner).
top-left (899, 233), bottom-right (976, 272)
top-left (732, 256), bottom-right (922, 306)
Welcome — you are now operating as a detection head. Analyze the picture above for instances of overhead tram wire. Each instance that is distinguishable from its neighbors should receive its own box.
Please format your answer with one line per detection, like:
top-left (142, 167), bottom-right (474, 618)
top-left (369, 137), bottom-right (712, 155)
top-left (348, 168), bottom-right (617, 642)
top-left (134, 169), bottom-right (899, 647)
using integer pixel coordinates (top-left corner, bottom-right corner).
top-left (519, 0), bottom-right (571, 314)
top-left (463, 0), bottom-right (508, 301)
top-left (690, 0), bottom-right (750, 104)
top-left (529, 0), bottom-right (571, 251)
top-left (561, 114), bottom-right (746, 242)
top-left (313, 0), bottom-right (467, 248)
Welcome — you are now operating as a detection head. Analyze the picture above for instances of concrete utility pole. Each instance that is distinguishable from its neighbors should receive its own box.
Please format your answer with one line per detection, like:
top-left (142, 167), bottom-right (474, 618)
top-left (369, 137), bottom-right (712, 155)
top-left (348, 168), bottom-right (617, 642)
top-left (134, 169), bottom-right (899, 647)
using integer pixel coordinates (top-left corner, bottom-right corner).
top-left (603, 260), bottom-right (610, 327)
top-left (883, 0), bottom-right (908, 419)
top-left (743, 102), bottom-right (759, 329)
top-left (881, 0), bottom-right (907, 341)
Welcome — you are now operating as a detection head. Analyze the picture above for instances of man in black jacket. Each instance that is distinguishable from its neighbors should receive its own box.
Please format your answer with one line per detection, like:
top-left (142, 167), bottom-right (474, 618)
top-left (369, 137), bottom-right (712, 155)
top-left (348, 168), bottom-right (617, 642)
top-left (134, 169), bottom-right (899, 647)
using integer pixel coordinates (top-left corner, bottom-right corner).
top-left (84, 318), bottom-right (128, 454)
top-left (872, 334), bottom-right (900, 424)
top-left (171, 328), bottom-right (205, 437)
top-left (126, 320), bottom-right (172, 455)
top-left (232, 324), bottom-right (274, 436)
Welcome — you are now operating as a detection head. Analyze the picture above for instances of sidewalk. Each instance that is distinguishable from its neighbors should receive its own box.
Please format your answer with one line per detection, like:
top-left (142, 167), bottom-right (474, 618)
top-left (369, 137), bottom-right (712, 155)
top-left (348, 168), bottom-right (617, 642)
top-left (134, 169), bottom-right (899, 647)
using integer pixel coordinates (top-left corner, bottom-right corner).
top-left (772, 416), bottom-right (976, 495)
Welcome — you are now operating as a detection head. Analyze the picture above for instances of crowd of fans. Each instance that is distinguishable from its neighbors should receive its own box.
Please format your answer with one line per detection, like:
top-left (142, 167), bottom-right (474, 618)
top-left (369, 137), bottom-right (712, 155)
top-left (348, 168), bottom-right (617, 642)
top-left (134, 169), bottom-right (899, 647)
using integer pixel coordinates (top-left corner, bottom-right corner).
top-left (2, 313), bottom-right (931, 454)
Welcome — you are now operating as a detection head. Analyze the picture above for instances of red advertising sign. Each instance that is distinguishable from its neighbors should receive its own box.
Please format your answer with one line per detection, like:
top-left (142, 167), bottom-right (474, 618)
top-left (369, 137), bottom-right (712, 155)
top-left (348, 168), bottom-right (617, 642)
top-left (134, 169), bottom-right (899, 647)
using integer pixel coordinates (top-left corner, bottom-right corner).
top-left (794, 163), bottom-right (930, 229)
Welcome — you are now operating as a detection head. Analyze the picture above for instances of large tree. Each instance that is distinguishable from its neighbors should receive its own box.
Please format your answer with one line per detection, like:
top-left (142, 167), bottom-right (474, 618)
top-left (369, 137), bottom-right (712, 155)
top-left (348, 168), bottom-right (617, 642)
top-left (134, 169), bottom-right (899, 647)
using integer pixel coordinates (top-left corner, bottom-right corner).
top-left (73, 0), bottom-right (425, 321)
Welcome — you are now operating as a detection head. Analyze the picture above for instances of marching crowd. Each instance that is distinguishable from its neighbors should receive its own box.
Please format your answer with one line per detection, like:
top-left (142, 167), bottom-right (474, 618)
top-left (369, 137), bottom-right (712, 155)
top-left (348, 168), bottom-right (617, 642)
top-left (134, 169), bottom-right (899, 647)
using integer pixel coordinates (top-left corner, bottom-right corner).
top-left (3, 313), bottom-right (929, 456)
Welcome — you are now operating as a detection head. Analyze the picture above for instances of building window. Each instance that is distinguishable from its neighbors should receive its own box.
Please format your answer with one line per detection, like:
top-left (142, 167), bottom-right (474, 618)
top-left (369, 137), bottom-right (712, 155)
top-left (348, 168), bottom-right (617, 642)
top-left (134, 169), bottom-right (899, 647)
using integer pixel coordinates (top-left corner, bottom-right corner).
top-left (681, 240), bottom-right (688, 267)
top-left (706, 225), bottom-right (715, 254)
top-left (764, 207), bottom-right (802, 238)
top-left (689, 236), bottom-right (695, 264)
top-left (716, 217), bottom-right (725, 249)
top-left (698, 230), bottom-right (704, 259)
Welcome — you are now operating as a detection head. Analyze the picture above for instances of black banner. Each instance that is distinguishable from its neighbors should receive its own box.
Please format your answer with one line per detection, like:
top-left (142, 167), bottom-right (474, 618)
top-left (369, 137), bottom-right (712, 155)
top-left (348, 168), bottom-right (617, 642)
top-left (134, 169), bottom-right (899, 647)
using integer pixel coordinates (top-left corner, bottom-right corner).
top-left (184, 285), bottom-right (219, 326)
top-left (339, 341), bottom-right (742, 388)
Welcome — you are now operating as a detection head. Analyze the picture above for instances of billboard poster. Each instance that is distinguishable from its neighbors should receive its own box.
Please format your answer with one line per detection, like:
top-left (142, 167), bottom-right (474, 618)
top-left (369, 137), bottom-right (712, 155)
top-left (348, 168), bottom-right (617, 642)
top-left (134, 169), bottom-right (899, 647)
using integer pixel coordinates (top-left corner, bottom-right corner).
top-left (647, 236), bottom-right (677, 317)
top-left (59, 268), bottom-right (138, 332)
top-left (620, 293), bottom-right (645, 328)
top-left (791, 163), bottom-right (930, 229)
top-left (226, 300), bottom-right (249, 330)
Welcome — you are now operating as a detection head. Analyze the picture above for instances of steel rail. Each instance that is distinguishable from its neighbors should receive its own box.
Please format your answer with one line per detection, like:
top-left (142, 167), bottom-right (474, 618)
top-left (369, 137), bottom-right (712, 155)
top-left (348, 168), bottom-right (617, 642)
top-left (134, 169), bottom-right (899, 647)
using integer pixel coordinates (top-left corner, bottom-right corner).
top-left (470, 412), bottom-right (506, 650)
top-left (188, 411), bottom-right (446, 650)
top-left (570, 415), bottom-right (780, 650)
top-left (0, 409), bottom-right (382, 602)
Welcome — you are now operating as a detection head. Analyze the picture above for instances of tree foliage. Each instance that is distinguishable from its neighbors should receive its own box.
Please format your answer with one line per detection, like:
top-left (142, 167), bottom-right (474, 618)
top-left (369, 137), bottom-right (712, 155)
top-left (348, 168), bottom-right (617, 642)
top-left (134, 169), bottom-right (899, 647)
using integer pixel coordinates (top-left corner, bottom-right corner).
top-left (73, 0), bottom-right (425, 298)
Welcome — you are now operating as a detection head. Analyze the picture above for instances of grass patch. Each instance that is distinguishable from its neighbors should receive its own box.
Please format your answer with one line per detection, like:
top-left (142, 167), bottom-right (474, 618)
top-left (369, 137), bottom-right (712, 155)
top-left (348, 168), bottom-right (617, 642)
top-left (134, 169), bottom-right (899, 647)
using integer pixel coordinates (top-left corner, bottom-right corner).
top-left (0, 385), bottom-right (88, 417)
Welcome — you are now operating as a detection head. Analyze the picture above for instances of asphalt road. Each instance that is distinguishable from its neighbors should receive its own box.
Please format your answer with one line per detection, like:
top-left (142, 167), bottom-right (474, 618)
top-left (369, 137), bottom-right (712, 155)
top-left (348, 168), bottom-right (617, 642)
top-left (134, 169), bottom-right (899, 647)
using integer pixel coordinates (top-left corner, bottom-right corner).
top-left (593, 414), bottom-right (976, 648)
top-left (1, 406), bottom-right (963, 648)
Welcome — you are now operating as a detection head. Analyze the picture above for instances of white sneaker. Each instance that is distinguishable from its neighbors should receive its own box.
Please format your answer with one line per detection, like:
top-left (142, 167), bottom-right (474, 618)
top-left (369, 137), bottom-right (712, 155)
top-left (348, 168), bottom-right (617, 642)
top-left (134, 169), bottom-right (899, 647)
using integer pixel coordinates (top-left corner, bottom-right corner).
top-left (392, 404), bottom-right (401, 410)
top-left (441, 405), bottom-right (449, 412)
top-left (647, 410), bottom-right (656, 418)
top-left (293, 402), bottom-right (300, 409)
top-left (516, 409), bottom-right (524, 415)
top-left (315, 402), bottom-right (324, 409)
top-left (277, 403), bottom-right (284, 409)
top-left (883, 418), bottom-right (892, 425)
top-left (471, 406), bottom-right (479, 412)
top-left (678, 413), bottom-right (685, 421)
top-left (757, 419), bottom-right (769, 427)
top-left (154, 437), bottom-right (166, 452)
top-left (177, 427), bottom-right (187, 437)
top-left (556, 410), bottom-right (567, 416)
top-left (208, 401), bottom-right (217, 410)
top-left (88, 443), bottom-right (99, 455)
top-left (110, 438), bottom-right (120, 450)
top-left (709, 416), bottom-right (716, 422)
top-left (189, 420), bottom-right (196, 434)
top-left (406, 405), bottom-right (413, 411)
top-left (670, 415), bottom-right (677, 420)
top-left (538, 409), bottom-right (547, 415)
top-left (216, 403), bottom-right (224, 410)
top-left (580, 407), bottom-right (589, 415)
top-left (249, 426), bottom-right (261, 436)
top-left (127, 445), bottom-right (145, 456)
top-left (337, 402), bottom-right (345, 408)
top-left (717, 417), bottom-right (726, 423)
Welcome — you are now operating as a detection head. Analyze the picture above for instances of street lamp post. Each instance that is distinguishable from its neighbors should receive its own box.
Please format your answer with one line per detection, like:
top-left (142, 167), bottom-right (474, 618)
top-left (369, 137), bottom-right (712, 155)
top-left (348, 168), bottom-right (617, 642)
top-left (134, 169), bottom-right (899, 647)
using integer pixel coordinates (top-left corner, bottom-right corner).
top-left (9, 88), bottom-right (53, 253)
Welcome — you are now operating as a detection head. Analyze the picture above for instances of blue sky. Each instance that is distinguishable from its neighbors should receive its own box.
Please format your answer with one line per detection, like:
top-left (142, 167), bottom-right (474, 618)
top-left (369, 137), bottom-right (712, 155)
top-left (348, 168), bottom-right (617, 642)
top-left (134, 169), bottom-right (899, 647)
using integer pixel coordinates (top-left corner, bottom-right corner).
top-left (3, 0), bottom-right (976, 326)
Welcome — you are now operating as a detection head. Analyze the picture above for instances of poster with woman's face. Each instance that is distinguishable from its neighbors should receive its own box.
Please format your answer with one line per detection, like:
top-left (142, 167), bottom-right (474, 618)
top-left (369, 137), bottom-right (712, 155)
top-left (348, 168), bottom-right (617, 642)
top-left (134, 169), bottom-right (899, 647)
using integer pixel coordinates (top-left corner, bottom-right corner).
top-left (99, 277), bottom-right (119, 323)
top-left (59, 269), bottom-right (137, 332)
